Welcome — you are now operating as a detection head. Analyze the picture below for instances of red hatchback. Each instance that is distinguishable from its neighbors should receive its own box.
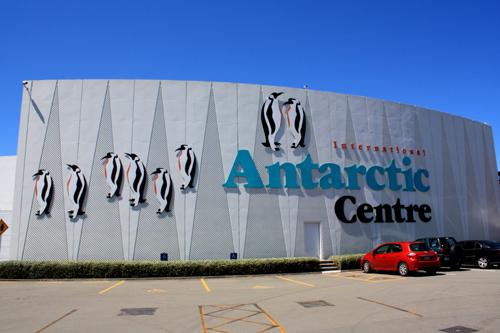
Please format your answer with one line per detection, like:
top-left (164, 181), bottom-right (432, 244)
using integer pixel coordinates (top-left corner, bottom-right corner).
top-left (361, 242), bottom-right (440, 276)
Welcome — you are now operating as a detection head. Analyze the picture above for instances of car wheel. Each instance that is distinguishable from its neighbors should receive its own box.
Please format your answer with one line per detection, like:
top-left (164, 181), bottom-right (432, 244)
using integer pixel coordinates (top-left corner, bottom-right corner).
top-left (477, 257), bottom-right (490, 269)
top-left (451, 263), bottom-right (461, 270)
top-left (425, 269), bottom-right (437, 275)
top-left (398, 262), bottom-right (409, 276)
top-left (450, 244), bottom-right (463, 257)
top-left (363, 261), bottom-right (372, 273)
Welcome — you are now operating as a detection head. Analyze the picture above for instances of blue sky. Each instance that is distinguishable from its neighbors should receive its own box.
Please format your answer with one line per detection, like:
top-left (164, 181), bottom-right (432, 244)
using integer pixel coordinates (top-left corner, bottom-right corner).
top-left (1, 1), bottom-right (499, 167)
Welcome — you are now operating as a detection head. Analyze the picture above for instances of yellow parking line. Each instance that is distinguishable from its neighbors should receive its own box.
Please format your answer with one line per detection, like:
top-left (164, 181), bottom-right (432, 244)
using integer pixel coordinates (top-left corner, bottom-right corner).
top-left (199, 306), bottom-right (207, 332)
top-left (358, 297), bottom-right (423, 317)
top-left (275, 276), bottom-right (315, 287)
top-left (201, 279), bottom-right (211, 292)
top-left (98, 280), bottom-right (125, 294)
top-left (0, 281), bottom-right (17, 283)
top-left (254, 304), bottom-right (288, 332)
top-left (38, 281), bottom-right (63, 283)
top-left (35, 309), bottom-right (77, 333)
top-left (83, 281), bottom-right (110, 283)
top-left (325, 273), bottom-right (405, 282)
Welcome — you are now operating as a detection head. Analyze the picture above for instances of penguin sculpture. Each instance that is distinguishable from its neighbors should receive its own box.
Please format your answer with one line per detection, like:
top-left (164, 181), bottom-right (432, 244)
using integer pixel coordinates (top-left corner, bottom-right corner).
top-left (66, 165), bottom-right (87, 219)
top-left (261, 92), bottom-right (283, 151)
top-left (175, 144), bottom-right (197, 190)
top-left (125, 153), bottom-right (147, 207)
top-left (33, 169), bottom-right (54, 216)
top-left (151, 168), bottom-right (173, 214)
top-left (101, 152), bottom-right (123, 198)
top-left (283, 98), bottom-right (306, 148)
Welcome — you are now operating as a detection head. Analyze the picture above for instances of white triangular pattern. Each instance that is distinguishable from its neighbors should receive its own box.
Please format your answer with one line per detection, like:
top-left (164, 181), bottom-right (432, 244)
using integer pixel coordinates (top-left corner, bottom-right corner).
top-left (453, 117), bottom-right (469, 238)
top-left (443, 114), bottom-right (465, 234)
top-left (473, 122), bottom-right (488, 236)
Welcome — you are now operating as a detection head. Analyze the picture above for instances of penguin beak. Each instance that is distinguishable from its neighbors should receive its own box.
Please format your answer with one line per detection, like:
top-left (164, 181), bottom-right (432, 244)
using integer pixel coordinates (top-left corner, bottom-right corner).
top-left (277, 92), bottom-right (284, 96)
top-left (101, 153), bottom-right (112, 160)
top-left (151, 169), bottom-right (161, 175)
top-left (66, 164), bottom-right (76, 171)
top-left (124, 153), bottom-right (132, 158)
top-left (32, 170), bottom-right (43, 177)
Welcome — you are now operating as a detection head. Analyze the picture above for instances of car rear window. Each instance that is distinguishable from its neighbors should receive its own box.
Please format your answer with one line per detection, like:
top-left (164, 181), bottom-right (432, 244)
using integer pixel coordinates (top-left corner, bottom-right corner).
top-left (410, 243), bottom-right (432, 252)
top-left (440, 238), bottom-right (456, 246)
top-left (481, 241), bottom-right (500, 248)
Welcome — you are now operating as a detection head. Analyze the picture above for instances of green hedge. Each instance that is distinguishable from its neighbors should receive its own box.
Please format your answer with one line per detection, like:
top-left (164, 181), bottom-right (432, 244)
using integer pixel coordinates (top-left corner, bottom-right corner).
top-left (328, 254), bottom-right (364, 270)
top-left (0, 257), bottom-right (320, 279)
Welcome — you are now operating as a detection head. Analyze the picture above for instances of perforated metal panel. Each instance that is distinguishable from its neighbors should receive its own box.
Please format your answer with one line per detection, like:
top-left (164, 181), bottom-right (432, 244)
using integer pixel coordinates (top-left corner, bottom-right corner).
top-left (77, 83), bottom-right (124, 261)
top-left (134, 83), bottom-right (180, 261)
top-left (23, 84), bottom-right (68, 260)
top-left (244, 89), bottom-right (286, 259)
top-left (295, 94), bottom-right (333, 259)
top-left (189, 86), bottom-right (234, 260)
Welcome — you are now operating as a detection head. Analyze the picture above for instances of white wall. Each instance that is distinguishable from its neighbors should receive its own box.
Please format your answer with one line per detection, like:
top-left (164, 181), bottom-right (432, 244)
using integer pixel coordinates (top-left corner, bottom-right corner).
top-left (0, 156), bottom-right (16, 261)
top-left (10, 80), bottom-right (500, 261)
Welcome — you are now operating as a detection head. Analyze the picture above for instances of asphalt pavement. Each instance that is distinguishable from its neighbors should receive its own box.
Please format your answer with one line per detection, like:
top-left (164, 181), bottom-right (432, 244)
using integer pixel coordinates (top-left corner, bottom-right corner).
top-left (1, 267), bottom-right (499, 332)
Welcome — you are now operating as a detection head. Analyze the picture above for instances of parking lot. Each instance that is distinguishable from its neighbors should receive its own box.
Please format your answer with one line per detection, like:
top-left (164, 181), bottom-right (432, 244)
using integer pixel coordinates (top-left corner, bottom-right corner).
top-left (1, 268), bottom-right (499, 332)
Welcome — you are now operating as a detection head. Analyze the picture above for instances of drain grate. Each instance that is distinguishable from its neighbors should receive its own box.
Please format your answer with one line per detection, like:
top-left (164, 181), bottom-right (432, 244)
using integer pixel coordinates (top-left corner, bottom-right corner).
top-left (118, 308), bottom-right (158, 316)
top-left (439, 326), bottom-right (478, 333)
top-left (297, 300), bottom-right (334, 308)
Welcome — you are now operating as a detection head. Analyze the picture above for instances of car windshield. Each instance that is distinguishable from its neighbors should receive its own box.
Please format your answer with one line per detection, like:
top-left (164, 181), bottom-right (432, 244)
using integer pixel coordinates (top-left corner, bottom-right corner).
top-left (410, 243), bottom-right (432, 252)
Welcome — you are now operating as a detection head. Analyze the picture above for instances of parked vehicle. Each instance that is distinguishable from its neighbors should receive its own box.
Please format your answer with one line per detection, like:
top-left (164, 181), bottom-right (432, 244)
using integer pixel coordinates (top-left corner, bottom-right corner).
top-left (415, 237), bottom-right (462, 269)
top-left (361, 242), bottom-right (440, 276)
top-left (457, 240), bottom-right (500, 269)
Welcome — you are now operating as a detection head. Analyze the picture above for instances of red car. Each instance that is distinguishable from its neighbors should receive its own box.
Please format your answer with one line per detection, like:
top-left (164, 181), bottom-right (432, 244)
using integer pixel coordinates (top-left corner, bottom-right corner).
top-left (361, 242), bottom-right (440, 276)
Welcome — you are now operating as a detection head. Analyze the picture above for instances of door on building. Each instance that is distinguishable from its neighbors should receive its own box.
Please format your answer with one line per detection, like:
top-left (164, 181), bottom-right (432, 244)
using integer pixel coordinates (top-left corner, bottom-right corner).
top-left (304, 222), bottom-right (321, 258)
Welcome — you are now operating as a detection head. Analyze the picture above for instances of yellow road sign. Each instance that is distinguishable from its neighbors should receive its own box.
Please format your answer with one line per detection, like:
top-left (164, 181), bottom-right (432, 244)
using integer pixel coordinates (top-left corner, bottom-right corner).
top-left (0, 220), bottom-right (8, 235)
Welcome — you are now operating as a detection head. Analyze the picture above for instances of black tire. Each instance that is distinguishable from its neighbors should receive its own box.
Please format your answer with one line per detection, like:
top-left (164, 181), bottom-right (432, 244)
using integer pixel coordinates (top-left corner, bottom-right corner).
top-left (451, 263), bottom-right (461, 270)
top-left (425, 269), bottom-right (437, 275)
top-left (398, 262), bottom-right (409, 276)
top-left (477, 257), bottom-right (490, 269)
top-left (363, 261), bottom-right (372, 273)
top-left (450, 244), bottom-right (463, 258)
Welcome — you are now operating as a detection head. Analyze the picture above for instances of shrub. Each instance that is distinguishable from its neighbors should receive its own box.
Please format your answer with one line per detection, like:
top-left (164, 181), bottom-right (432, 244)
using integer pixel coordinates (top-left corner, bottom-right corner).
top-left (328, 254), bottom-right (364, 270)
top-left (0, 257), bottom-right (320, 279)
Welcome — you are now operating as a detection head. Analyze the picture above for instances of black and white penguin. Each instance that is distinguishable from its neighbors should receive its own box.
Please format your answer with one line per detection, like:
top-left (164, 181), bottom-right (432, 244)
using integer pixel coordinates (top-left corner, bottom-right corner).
top-left (66, 164), bottom-right (87, 219)
top-left (283, 98), bottom-right (306, 148)
top-left (175, 144), bottom-right (197, 190)
top-left (261, 92), bottom-right (283, 151)
top-left (33, 169), bottom-right (54, 216)
top-left (125, 153), bottom-right (147, 207)
top-left (151, 168), bottom-right (173, 214)
top-left (101, 152), bottom-right (123, 199)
